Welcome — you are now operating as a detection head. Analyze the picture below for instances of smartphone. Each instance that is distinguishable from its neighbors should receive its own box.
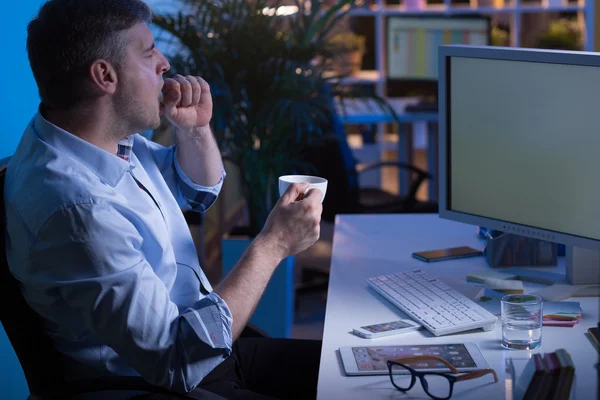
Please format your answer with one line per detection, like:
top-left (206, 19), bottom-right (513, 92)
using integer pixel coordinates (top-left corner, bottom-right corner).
top-left (352, 319), bottom-right (422, 339)
top-left (412, 246), bottom-right (483, 263)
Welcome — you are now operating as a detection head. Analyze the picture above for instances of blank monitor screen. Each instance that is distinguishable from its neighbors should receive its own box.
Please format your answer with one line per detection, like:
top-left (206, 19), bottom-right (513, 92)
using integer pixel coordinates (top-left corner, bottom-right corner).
top-left (449, 56), bottom-right (600, 241)
top-left (388, 17), bottom-right (488, 80)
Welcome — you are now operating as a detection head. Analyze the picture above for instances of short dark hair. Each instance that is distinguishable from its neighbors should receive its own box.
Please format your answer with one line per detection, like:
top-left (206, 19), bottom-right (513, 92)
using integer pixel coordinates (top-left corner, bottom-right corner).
top-left (27, 0), bottom-right (152, 109)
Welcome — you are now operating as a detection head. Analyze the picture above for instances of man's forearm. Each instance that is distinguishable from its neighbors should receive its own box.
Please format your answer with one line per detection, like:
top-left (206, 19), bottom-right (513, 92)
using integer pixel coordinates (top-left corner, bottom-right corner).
top-left (176, 125), bottom-right (223, 186)
top-left (213, 234), bottom-right (284, 340)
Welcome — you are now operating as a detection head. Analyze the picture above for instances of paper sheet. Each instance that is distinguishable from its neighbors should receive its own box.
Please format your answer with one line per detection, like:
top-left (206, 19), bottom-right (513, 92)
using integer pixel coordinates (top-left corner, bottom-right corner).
top-left (444, 279), bottom-right (485, 300)
top-left (542, 302), bottom-right (582, 316)
top-left (530, 283), bottom-right (600, 301)
top-left (465, 268), bottom-right (600, 301)
top-left (466, 270), bottom-right (519, 283)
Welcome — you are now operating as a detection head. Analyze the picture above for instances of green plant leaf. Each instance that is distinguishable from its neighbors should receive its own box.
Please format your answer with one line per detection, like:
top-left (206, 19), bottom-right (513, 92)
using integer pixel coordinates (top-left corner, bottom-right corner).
top-left (152, 0), bottom-right (397, 234)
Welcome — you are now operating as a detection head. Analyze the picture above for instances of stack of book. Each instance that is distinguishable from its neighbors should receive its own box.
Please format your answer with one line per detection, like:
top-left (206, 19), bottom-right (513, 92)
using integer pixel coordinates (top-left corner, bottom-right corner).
top-left (542, 306), bottom-right (582, 327)
top-left (511, 349), bottom-right (575, 400)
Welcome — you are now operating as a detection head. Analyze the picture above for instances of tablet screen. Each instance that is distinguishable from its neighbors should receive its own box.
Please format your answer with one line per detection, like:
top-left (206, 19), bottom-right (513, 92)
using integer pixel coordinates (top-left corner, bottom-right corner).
top-left (352, 344), bottom-right (476, 372)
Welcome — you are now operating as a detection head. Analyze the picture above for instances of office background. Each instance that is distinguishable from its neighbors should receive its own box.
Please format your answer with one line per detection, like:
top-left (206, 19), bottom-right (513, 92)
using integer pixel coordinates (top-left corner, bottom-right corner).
top-left (1, 0), bottom-right (600, 398)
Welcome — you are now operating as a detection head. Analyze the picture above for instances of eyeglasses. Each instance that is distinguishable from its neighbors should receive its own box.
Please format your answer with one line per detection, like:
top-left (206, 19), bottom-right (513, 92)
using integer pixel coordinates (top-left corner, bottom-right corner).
top-left (386, 355), bottom-right (498, 400)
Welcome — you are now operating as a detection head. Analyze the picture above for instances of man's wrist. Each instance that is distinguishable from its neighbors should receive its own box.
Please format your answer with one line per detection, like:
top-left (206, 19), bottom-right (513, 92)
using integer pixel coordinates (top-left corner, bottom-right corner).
top-left (251, 232), bottom-right (287, 267)
top-left (176, 125), bottom-right (212, 140)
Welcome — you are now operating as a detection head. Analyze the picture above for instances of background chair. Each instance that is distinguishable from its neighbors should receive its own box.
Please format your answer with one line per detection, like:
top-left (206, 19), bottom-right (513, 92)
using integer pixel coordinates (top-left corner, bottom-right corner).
top-left (294, 132), bottom-right (438, 301)
top-left (0, 162), bottom-right (228, 399)
top-left (300, 134), bottom-right (438, 223)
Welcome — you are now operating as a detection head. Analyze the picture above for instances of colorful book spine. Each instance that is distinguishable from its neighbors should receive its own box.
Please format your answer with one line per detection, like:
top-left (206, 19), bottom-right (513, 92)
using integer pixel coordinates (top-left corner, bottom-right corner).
top-left (511, 349), bottom-right (575, 400)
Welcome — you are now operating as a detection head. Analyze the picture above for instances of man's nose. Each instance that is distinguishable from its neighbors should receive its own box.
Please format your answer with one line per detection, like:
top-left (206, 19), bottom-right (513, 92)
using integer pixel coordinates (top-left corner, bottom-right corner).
top-left (158, 52), bottom-right (170, 74)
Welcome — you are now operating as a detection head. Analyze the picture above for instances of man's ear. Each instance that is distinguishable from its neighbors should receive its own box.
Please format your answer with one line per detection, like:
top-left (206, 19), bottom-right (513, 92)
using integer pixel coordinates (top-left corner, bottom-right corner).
top-left (89, 59), bottom-right (118, 95)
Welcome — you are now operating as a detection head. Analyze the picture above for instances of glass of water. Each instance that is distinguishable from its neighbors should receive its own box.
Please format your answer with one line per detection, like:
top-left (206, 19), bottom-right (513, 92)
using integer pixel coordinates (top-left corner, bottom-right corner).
top-left (501, 294), bottom-right (543, 350)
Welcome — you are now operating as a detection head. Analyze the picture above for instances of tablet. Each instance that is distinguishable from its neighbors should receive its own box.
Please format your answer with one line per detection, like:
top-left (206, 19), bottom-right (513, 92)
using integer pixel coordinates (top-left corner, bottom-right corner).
top-left (339, 343), bottom-right (489, 376)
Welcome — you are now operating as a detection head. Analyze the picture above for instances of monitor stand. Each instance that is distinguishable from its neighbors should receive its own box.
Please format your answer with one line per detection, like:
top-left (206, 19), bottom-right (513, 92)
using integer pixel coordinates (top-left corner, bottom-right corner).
top-left (564, 246), bottom-right (600, 297)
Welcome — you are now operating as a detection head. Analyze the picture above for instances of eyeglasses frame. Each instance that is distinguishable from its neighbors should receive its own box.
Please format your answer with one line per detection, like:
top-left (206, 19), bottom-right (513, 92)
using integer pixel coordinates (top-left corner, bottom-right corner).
top-left (386, 355), bottom-right (498, 400)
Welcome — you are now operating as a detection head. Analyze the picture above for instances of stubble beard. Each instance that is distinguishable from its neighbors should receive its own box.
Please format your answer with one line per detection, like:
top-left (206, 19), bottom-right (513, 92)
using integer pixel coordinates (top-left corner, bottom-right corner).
top-left (113, 88), bottom-right (161, 136)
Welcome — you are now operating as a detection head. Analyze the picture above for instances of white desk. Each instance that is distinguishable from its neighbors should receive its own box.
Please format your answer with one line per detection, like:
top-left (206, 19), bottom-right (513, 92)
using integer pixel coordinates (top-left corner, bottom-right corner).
top-left (317, 214), bottom-right (599, 400)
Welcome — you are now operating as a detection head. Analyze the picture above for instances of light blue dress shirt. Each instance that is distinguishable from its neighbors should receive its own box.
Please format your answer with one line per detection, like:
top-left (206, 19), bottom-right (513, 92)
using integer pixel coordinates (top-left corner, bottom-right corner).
top-left (4, 112), bottom-right (233, 394)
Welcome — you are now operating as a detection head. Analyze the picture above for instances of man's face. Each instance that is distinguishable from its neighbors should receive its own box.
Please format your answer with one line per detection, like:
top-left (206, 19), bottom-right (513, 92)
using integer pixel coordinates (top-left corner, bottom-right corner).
top-left (113, 23), bottom-right (170, 134)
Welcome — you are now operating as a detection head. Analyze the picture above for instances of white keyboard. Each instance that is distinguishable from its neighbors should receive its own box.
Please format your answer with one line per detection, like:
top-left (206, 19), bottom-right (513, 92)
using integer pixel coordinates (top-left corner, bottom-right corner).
top-left (367, 269), bottom-right (497, 336)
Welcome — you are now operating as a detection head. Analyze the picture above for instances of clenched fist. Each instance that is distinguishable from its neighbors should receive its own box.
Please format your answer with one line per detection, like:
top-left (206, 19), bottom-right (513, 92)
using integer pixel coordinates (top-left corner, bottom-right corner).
top-left (161, 74), bottom-right (212, 131)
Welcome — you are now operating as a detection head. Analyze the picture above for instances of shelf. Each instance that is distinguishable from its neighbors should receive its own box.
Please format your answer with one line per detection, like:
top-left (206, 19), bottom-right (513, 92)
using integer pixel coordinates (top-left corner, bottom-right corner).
top-left (347, 133), bottom-right (399, 151)
top-left (518, 4), bottom-right (585, 12)
top-left (335, 97), bottom-right (439, 124)
top-left (383, 4), bottom-right (511, 15)
top-left (347, 6), bottom-right (380, 16)
top-left (324, 70), bottom-right (383, 85)
top-left (346, 3), bottom-right (585, 16)
top-left (338, 70), bottom-right (383, 84)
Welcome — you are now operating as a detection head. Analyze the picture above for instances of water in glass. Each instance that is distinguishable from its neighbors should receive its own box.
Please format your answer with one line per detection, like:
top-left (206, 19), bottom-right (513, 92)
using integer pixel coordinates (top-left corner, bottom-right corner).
top-left (501, 294), bottom-right (543, 350)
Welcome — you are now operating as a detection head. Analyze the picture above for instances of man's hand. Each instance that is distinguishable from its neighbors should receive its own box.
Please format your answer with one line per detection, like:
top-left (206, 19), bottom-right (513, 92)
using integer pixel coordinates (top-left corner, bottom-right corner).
top-left (161, 74), bottom-right (212, 131)
top-left (214, 182), bottom-right (322, 340)
top-left (258, 182), bottom-right (323, 261)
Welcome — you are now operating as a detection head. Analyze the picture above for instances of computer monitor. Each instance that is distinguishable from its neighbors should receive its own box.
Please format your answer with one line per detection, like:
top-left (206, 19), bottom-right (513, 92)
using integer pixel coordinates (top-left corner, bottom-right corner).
top-left (386, 16), bottom-right (490, 99)
top-left (438, 45), bottom-right (600, 285)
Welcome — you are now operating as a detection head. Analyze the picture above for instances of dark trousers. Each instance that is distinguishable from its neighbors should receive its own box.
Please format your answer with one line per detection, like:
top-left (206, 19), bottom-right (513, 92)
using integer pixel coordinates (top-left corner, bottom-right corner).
top-left (128, 338), bottom-right (321, 400)
top-left (197, 338), bottom-right (322, 400)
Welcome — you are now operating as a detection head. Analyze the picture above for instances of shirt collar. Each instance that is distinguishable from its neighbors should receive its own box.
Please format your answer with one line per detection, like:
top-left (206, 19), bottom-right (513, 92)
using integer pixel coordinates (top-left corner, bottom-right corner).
top-left (32, 110), bottom-right (131, 187)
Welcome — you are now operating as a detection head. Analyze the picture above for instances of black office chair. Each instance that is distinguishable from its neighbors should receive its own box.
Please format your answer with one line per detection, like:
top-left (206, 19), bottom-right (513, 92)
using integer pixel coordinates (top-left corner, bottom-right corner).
top-left (299, 134), bottom-right (438, 223)
top-left (293, 134), bottom-right (438, 300)
top-left (0, 163), bottom-right (225, 399)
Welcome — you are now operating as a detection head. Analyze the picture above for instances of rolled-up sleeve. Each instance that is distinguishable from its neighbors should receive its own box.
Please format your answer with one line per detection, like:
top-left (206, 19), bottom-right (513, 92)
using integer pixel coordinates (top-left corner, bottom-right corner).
top-left (173, 150), bottom-right (225, 213)
top-left (137, 135), bottom-right (224, 213)
top-left (28, 201), bottom-right (233, 393)
top-left (182, 292), bottom-right (232, 351)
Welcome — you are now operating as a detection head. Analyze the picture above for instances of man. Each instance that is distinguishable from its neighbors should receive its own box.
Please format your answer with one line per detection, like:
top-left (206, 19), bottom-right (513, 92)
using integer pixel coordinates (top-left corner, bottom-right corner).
top-left (4, 0), bottom-right (324, 399)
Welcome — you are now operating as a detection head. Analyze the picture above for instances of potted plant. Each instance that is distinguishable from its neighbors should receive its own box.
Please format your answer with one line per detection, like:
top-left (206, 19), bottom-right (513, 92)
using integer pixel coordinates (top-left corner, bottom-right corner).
top-left (152, 0), bottom-right (394, 337)
top-left (326, 32), bottom-right (366, 76)
top-left (535, 18), bottom-right (582, 51)
top-left (153, 0), bottom-right (364, 235)
top-left (491, 24), bottom-right (509, 47)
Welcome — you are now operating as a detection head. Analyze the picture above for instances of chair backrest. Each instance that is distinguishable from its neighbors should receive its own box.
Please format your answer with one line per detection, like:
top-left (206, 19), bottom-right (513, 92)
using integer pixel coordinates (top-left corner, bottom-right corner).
top-left (0, 164), bottom-right (71, 395)
top-left (298, 135), bottom-right (360, 222)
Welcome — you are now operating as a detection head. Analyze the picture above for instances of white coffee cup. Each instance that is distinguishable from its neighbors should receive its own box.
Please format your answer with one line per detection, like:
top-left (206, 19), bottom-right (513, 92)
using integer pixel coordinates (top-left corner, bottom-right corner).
top-left (278, 175), bottom-right (328, 203)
